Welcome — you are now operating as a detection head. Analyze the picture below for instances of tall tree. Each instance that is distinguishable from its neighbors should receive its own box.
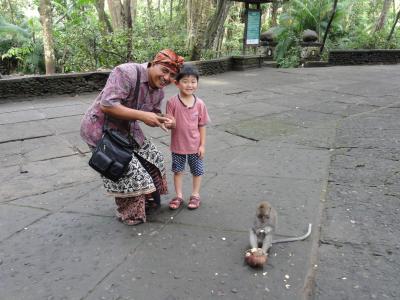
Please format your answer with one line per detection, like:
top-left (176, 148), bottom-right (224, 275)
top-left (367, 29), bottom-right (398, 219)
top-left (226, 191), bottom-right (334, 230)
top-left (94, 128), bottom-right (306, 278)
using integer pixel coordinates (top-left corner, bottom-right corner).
top-left (320, 0), bottom-right (338, 53)
top-left (107, 0), bottom-right (124, 30)
top-left (270, 1), bottom-right (280, 27)
top-left (387, 8), bottom-right (400, 41)
top-left (169, 0), bottom-right (173, 20)
top-left (186, 0), bottom-right (212, 60)
top-left (124, 0), bottom-right (133, 60)
top-left (106, 0), bottom-right (134, 61)
top-left (95, 0), bottom-right (113, 34)
top-left (147, 0), bottom-right (154, 20)
top-left (131, 0), bottom-right (138, 24)
top-left (204, 0), bottom-right (232, 50)
top-left (375, 0), bottom-right (392, 31)
top-left (38, 0), bottom-right (56, 74)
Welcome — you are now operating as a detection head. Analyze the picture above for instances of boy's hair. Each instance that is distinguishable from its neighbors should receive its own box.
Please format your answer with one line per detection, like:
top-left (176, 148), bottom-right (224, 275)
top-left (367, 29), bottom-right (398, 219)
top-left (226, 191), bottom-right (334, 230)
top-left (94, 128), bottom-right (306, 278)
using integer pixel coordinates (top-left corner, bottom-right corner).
top-left (175, 64), bottom-right (200, 82)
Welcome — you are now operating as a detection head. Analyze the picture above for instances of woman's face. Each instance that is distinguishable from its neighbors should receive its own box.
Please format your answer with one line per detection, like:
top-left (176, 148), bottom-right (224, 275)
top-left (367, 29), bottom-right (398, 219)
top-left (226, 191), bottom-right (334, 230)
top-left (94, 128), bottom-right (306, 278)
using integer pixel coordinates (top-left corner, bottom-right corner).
top-left (148, 63), bottom-right (177, 89)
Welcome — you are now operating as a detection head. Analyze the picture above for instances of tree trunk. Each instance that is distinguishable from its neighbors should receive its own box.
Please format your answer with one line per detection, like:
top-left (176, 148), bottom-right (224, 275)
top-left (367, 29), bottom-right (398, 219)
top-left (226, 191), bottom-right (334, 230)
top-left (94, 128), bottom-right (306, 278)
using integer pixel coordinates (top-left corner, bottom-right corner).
top-left (187, 0), bottom-right (212, 60)
top-left (170, 0), bottom-right (173, 21)
top-left (131, 0), bottom-right (137, 24)
top-left (186, 0), bottom-right (194, 50)
top-left (375, 0), bottom-right (392, 32)
top-left (157, 0), bottom-right (161, 17)
top-left (204, 0), bottom-right (232, 50)
top-left (38, 0), bottom-right (56, 74)
top-left (147, 0), bottom-right (154, 20)
top-left (387, 9), bottom-right (400, 41)
top-left (270, 1), bottom-right (279, 27)
top-left (107, 0), bottom-right (124, 30)
top-left (320, 0), bottom-right (338, 54)
top-left (95, 0), bottom-right (113, 34)
top-left (215, 22), bottom-right (225, 57)
top-left (225, 4), bottom-right (239, 53)
top-left (123, 0), bottom-right (133, 61)
top-left (7, 0), bottom-right (16, 24)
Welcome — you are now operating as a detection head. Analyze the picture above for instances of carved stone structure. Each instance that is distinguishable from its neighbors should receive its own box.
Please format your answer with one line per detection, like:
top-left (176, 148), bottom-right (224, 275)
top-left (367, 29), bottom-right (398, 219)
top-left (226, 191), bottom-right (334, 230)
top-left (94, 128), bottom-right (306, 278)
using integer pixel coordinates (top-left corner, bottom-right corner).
top-left (0, 57), bottom-right (18, 75)
top-left (300, 29), bottom-right (322, 63)
top-left (260, 30), bottom-right (277, 61)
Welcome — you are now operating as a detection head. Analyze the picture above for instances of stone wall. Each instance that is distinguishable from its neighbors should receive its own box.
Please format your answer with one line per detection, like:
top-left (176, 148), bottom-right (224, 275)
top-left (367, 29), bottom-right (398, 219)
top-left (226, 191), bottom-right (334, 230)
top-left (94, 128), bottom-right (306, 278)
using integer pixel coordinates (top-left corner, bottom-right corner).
top-left (0, 72), bottom-right (110, 100)
top-left (231, 55), bottom-right (265, 71)
top-left (189, 57), bottom-right (232, 75)
top-left (0, 56), bottom-right (263, 100)
top-left (329, 49), bottom-right (400, 65)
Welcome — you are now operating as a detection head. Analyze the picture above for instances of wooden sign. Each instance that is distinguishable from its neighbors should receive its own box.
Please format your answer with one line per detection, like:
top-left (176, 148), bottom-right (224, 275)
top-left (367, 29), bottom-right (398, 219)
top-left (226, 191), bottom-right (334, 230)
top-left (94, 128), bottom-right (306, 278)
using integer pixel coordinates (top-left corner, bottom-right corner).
top-left (245, 9), bottom-right (261, 45)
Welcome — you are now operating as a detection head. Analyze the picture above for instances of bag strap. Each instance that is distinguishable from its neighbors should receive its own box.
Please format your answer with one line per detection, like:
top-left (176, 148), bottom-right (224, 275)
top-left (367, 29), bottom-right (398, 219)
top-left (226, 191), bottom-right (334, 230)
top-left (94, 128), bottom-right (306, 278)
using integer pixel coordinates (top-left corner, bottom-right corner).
top-left (103, 67), bottom-right (141, 134)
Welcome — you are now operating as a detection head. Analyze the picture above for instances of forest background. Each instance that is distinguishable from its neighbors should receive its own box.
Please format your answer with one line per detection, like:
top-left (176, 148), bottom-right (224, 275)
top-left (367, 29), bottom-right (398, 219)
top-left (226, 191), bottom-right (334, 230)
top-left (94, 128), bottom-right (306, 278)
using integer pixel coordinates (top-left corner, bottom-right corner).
top-left (1, 0), bottom-right (400, 75)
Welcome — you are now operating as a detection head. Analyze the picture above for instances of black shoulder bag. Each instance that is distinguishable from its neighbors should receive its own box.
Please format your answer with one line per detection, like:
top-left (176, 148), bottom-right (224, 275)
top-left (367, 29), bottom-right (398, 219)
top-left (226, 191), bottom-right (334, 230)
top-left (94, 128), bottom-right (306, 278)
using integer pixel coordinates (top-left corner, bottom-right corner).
top-left (88, 68), bottom-right (141, 182)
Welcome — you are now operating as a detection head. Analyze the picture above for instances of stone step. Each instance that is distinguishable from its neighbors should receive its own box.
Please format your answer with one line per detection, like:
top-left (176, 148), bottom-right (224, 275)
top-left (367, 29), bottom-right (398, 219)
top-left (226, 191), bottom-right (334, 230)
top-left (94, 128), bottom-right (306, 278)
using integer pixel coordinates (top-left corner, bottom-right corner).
top-left (262, 61), bottom-right (278, 68)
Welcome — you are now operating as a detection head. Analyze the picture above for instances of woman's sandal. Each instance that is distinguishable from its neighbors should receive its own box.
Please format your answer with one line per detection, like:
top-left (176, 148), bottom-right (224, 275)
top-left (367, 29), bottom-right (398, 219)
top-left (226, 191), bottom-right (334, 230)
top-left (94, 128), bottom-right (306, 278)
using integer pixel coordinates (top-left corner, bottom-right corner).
top-left (145, 201), bottom-right (160, 215)
top-left (116, 212), bottom-right (144, 226)
top-left (169, 197), bottom-right (183, 210)
top-left (117, 217), bottom-right (144, 226)
top-left (123, 219), bottom-right (143, 226)
top-left (188, 195), bottom-right (201, 210)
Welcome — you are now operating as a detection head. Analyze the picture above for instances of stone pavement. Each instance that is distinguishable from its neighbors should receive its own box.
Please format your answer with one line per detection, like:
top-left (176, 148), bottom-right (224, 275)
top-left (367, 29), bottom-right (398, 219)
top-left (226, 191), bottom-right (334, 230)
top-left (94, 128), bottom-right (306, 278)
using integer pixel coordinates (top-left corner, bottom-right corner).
top-left (0, 64), bottom-right (399, 300)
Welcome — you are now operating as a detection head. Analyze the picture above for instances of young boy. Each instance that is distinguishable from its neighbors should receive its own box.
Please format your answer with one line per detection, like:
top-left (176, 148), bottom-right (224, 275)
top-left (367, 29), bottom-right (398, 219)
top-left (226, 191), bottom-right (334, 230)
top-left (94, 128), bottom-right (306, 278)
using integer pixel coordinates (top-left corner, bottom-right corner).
top-left (166, 65), bottom-right (210, 210)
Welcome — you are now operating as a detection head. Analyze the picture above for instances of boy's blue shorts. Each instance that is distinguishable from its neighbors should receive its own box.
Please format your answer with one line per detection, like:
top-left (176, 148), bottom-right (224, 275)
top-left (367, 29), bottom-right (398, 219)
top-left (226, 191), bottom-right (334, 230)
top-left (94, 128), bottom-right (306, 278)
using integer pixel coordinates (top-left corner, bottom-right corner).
top-left (171, 153), bottom-right (204, 176)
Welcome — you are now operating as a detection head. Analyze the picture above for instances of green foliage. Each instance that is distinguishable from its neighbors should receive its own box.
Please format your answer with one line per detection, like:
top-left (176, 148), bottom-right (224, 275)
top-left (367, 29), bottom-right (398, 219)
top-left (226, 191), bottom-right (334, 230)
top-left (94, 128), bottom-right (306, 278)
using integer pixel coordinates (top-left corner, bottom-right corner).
top-left (0, 12), bottom-right (45, 73)
top-left (273, 28), bottom-right (300, 68)
top-left (273, 0), bottom-right (349, 67)
top-left (222, 4), bottom-right (244, 56)
top-left (3, 41), bottom-right (44, 73)
top-left (0, 16), bottom-right (29, 37)
top-left (331, 1), bottom-right (400, 50)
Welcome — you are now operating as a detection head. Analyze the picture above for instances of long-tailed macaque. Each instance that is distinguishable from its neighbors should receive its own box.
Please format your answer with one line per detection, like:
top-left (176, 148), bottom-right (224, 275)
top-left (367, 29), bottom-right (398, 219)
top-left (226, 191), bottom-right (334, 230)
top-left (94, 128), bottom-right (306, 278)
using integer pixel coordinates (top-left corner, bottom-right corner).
top-left (249, 201), bottom-right (312, 254)
top-left (250, 201), bottom-right (277, 254)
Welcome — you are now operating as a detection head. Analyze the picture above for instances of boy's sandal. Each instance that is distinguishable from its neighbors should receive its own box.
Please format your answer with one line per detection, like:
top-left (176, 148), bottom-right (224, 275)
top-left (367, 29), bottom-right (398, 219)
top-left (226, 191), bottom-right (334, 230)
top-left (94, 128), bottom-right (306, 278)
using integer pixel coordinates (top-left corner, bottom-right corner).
top-left (169, 197), bottom-right (183, 210)
top-left (188, 195), bottom-right (201, 210)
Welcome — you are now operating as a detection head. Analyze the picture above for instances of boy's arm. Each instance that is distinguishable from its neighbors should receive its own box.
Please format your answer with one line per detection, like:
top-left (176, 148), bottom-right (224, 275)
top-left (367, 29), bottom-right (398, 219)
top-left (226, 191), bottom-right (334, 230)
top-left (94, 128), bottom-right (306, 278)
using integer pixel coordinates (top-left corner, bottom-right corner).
top-left (164, 99), bottom-right (176, 129)
top-left (198, 126), bottom-right (206, 159)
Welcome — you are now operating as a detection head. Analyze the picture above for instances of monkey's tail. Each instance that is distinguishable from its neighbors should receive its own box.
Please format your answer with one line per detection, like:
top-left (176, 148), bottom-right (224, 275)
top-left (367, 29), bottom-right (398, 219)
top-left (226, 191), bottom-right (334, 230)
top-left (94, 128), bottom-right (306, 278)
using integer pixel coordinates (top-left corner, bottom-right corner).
top-left (272, 223), bottom-right (312, 244)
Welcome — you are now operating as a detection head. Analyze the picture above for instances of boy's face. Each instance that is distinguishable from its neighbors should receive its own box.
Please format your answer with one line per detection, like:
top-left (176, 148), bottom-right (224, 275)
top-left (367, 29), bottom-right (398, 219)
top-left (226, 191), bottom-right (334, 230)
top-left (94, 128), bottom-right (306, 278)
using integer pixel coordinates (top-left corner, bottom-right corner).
top-left (175, 75), bottom-right (198, 96)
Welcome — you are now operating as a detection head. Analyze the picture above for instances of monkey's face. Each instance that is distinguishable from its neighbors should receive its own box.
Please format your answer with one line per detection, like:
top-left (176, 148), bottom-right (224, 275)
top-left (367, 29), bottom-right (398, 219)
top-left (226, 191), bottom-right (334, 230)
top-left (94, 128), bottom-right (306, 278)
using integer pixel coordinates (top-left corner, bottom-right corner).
top-left (258, 210), bottom-right (270, 223)
top-left (257, 202), bottom-right (272, 224)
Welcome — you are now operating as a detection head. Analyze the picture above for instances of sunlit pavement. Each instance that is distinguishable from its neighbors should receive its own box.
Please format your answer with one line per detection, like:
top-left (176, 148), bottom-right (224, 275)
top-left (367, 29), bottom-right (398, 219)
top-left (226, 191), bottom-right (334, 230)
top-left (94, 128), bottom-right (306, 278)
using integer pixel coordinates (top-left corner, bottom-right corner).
top-left (1, 64), bottom-right (399, 299)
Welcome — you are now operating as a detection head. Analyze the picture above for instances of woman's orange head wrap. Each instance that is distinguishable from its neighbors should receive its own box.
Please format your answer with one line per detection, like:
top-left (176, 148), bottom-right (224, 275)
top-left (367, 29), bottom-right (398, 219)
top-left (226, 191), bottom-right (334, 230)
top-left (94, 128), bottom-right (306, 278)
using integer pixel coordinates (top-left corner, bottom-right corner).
top-left (151, 49), bottom-right (184, 74)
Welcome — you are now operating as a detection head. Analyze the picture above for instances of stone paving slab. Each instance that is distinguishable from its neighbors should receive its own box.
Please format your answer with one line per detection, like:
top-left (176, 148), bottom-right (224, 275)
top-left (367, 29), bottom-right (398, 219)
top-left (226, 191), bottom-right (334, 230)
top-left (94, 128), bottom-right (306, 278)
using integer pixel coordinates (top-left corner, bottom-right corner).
top-left (313, 79), bottom-right (400, 300)
top-left (172, 174), bottom-right (320, 236)
top-left (1, 155), bottom-right (96, 202)
top-left (315, 244), bottom-right (398, 300)
top-left (1, 64), bottom-right (400, 300)
top-left (0, 120), bottom-right (53, 143)
top-left (0, 213), bottom-right (161, 300)
top-left (0, 204), bottom-right (49, 241)
top-left (221, 144), bottom-right (329, 181)
top-left (10, 181), bottom-right (99, 212)
top-left (84, 224), bottom-right (312, 300)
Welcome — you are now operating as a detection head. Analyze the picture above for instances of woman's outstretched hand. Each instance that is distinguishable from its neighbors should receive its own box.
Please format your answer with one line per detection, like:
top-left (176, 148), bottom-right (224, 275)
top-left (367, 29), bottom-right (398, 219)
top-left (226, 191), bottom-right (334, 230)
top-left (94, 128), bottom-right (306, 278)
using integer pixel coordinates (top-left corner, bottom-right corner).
top-left (100, 104), bottom-right (172, 132)
top-left (142, 112), bottom-right (171, 131)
